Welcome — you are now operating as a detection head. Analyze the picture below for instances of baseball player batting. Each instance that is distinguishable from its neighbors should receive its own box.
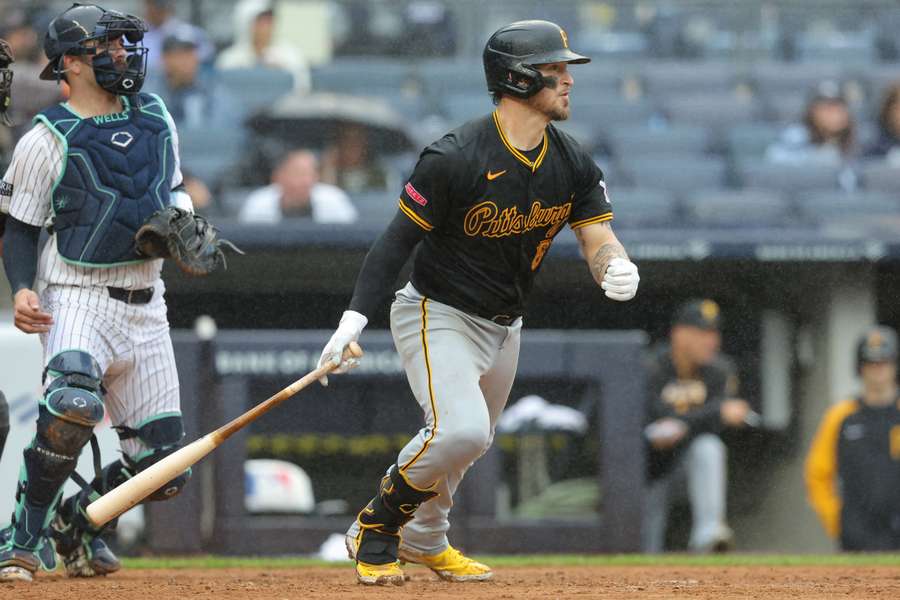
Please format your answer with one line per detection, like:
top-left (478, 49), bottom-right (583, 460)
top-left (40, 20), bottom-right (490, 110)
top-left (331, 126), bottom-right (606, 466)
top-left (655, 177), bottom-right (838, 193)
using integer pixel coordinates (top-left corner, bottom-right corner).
top-left (0, 38), bottom-right (14, 463)
top-left (0, 3), bottom-right (233, 583)
top-left (318, 20), bottom-right (640, 586)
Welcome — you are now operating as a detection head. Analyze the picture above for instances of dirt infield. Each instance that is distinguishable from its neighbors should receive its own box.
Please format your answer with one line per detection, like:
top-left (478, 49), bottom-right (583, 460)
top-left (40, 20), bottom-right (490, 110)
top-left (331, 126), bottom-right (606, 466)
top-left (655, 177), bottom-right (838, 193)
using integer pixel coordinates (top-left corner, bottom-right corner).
top-left (3, 564), bottom-right (899, 599)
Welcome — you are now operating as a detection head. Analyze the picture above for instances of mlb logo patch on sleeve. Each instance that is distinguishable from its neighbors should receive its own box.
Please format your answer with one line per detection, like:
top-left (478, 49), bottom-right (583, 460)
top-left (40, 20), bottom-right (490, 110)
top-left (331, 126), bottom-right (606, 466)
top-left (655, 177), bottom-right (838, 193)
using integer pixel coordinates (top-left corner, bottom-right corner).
top-left (405, 182), bottom-right (428, 206)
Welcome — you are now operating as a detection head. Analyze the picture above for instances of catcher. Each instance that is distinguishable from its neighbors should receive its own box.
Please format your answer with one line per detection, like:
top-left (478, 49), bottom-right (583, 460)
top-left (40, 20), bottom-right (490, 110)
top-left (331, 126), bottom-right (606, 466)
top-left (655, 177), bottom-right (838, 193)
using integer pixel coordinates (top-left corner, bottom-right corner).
top-left (0, 4), bottom-right (237, 583)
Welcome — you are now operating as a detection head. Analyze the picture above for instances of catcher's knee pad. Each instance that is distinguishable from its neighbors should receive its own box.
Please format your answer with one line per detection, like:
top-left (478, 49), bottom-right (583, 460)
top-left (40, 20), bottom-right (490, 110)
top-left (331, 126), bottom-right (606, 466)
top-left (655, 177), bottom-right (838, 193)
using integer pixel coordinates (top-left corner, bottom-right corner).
top-left (356, 464), bottom-right (437, 564)
top-left (23, 351), bottom-right (104, 506)
top-left (115, 414), bottom-right (191, 501)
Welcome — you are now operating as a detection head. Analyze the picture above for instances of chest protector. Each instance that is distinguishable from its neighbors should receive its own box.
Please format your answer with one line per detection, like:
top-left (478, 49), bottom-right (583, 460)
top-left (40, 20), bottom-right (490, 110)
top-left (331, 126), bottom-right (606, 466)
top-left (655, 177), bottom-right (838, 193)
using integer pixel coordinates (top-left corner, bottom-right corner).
top-left (36, 93), bottom-right (175, 266)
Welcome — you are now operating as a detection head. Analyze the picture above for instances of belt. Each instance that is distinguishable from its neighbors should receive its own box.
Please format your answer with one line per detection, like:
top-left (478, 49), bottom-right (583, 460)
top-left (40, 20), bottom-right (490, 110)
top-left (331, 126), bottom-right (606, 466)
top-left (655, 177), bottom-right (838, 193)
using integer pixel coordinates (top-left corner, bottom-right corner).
top-left (488, 313), bottom-right (518, 326)
top-left (107, 286), bottom-right (154, 305)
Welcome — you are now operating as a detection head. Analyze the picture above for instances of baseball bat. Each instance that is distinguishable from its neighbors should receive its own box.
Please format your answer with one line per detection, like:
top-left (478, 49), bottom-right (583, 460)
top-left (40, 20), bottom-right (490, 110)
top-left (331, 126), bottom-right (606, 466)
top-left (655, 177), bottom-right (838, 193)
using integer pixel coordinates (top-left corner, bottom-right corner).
top-left (86, 342), bottom-right (364, 528)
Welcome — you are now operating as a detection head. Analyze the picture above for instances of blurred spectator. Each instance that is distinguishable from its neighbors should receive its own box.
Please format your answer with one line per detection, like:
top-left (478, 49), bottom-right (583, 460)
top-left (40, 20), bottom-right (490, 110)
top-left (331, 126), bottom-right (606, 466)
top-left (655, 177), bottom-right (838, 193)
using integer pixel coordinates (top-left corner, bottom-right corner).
top-left (766, 81), bottom-right (856, 165)
top-left (145, 32), bottom-right (239, 128)
top-left (320, 123), bottom-right (390, 193)
top-left (642, 299), bottom-right (751, 554)
top-left (142, 0), bottom-right (213, 75)
top-left (864, 83), bottom-right (900, 162)
top-left (805, 326), bottom-right (900, 551)
top-left (1, 7), bottom-right (62, 130)
top-left (239, 149), bottom-right (357, 224)
top-left (215, 0), bottom-right (310, 94)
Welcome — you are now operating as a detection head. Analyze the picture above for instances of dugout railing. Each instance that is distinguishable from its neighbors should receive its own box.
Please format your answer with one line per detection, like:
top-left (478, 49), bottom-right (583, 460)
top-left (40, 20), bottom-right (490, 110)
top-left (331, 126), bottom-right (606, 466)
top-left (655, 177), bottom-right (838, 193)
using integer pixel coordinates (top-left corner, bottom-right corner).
top-left (145, 329), bottom-right (647, 555)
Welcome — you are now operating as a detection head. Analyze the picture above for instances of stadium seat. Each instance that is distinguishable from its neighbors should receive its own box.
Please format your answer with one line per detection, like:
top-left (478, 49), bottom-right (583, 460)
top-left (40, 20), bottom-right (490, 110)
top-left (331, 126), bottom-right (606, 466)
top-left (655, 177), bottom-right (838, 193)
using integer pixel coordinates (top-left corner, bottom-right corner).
top-left (616, 156), bottom-right (728, 193)
top-left (178, 127), bottom-right (246, 189)
top-left (794, 31), bottom-right (877, 65)
top-left (570, 96), bottom-right (658, 129)
top-left (726, 123), bottom-right (782, 159)
top-left (661, 92), bottom-right (761, 128)
top-left (352, 191), bottom-right (398, 226)
top-left (310, 59), bottom-right (415, 96)
top-left (639, 61), bottom-right (738, 95)
top-left (686, 188), bottom-right (791, 227)
top-left (607, 123), bottom-right (712, 158)
top-left (795, 190), bottom-right (900, 225)
top-left (751, 62), bottom-right (843, 96)
top-left (415, 59), bottom-right (489, 99)
top-left (860, 161), bottom-right (900, 193)
top-left (607, 188), bottom-right (678, 228)
top-left (219, 67), bottom-right (295, 117)
top-left (734, 159), bottom-right (843, 193)
top-left (441, 92), bottom-right (494, 126)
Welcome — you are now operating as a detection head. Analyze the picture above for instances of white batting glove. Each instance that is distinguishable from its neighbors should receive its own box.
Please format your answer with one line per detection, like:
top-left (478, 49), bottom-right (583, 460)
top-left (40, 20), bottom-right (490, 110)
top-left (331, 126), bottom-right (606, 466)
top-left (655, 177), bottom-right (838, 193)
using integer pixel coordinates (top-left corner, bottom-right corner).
top-left (601, 257), bottom-right (639, 301)
top-left (317, 310), bottom-right (368, 386)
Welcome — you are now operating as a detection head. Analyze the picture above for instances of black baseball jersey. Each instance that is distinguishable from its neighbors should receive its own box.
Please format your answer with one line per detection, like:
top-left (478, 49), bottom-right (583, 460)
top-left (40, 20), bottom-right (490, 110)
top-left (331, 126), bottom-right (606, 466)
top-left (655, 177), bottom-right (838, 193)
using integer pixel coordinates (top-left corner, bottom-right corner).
top-left (806, 396), bottom-right (900, 550)
top-left (645, 344), bottom-right (740, 479)
top-left (397, 111), bottom-right (612, 321)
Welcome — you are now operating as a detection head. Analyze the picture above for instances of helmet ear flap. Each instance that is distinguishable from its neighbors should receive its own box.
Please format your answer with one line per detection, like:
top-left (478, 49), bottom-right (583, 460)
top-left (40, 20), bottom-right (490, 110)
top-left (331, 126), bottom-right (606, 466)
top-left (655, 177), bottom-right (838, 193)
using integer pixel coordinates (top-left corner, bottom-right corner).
top-left (489, 61), bottom-right (545, 99)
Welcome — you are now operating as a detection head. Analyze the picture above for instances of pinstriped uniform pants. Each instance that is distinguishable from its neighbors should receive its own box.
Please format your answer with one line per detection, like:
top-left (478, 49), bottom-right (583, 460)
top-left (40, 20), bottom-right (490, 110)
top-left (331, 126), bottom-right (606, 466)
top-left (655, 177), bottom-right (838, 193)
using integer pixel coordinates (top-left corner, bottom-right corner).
top-left (39, 283), bottom-right (180, 460)
top-left (348, 281), bottom-right (521, 554)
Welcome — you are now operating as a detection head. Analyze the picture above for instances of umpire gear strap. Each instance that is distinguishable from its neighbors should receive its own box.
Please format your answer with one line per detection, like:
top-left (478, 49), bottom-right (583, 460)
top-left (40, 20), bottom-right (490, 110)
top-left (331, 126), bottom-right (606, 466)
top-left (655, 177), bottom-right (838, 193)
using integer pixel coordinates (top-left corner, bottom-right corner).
top-left (356, 464), bottom-right (438, 565)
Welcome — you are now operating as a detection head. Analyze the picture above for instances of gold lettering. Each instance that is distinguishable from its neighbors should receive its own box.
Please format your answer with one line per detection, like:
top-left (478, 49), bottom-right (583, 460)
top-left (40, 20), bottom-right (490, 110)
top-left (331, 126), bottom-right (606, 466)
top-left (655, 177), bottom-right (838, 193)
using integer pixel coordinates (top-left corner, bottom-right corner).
top-left (463, 200), bottom-right (573, 238)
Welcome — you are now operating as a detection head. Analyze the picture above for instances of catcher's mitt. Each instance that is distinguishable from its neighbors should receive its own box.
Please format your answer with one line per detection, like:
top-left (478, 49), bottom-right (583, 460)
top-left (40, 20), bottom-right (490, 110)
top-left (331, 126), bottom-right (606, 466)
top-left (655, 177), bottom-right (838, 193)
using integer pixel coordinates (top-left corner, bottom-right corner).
top-left (0, 39), bottom-right (14, 127)
top-left (135, 206), bottom-right (242, 276)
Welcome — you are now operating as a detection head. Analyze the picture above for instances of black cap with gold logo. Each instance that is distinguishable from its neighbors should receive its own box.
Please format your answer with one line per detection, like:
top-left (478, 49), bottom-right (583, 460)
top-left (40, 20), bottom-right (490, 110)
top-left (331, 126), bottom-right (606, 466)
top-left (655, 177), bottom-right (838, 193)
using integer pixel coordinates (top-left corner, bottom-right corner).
top-left (673, 299), bottom-right (721, 331)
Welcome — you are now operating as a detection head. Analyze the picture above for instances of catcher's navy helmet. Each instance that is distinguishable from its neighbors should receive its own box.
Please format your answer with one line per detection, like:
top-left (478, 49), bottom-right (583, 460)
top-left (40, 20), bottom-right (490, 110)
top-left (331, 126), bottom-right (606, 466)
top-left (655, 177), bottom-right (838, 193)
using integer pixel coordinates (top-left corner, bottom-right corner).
top-left (40, 3), bottom-right (148, 95)
top-left (483, 20), bottom-right (590, 100)
top-left (856, 325), bottom-right (899, 372)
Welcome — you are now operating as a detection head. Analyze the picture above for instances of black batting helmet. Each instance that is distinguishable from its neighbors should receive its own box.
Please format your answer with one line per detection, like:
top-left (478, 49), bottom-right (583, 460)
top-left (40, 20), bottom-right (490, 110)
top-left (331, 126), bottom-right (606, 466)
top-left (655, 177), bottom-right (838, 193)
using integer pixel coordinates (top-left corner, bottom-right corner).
top-left (856, 325), bottom-right (899, 373)
top-left (39, 3), bottom-right (149, 95)
top-left (483, 20), bottom-right (590, 100)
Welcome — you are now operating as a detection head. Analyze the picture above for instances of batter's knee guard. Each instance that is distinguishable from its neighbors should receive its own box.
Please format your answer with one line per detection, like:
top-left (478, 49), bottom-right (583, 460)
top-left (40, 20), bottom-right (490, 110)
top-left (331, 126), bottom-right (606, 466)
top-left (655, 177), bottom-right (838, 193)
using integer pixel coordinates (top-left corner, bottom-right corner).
top-left (356, 464), bottom-right (438, 565)
top-left (12, 351), bottom-right (104, 550)
top-left (0, 390), bottom-right (9, 463)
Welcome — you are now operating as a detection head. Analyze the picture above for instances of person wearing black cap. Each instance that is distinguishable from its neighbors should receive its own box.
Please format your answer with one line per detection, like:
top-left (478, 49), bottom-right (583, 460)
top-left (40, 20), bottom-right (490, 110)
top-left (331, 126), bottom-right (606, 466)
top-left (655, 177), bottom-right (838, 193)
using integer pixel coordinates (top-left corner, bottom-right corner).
top-left (642, 299), bottom-right (751, 553)
top-left (318, 20), bottom-right (639, 585)
top-left (805, 325), bottom-right (900, 551)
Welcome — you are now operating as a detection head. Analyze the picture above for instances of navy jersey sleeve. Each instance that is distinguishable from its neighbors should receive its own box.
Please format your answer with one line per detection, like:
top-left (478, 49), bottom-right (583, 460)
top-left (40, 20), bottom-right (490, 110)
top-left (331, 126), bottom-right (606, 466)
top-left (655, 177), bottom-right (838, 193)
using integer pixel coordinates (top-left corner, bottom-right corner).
top-left (567, 147), bottom-right (613, 230)
top-left (397, 138), bottom-right (462, 231)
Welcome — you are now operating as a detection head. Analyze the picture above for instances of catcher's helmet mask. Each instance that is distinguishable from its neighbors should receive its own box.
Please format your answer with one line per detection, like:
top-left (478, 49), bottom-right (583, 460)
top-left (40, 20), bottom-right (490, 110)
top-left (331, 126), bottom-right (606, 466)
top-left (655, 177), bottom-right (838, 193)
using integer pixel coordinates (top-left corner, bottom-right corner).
top-left (40, 3), bottom-right (149, 96)
top-left (483, 20), bottom-right (590, 102)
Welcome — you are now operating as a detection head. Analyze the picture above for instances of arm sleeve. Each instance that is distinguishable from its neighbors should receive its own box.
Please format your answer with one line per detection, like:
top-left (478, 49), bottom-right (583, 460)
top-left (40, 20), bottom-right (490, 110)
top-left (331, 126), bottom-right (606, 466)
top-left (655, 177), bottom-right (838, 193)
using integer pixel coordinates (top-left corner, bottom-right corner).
top-left (348, 210), bottom-right (428, 318)
top-left (805, 400), bottom-right (857, 539)
top-left (2, 216), bottom-right (41, 294)
top-left (568, 148), bottom-right (613, 230)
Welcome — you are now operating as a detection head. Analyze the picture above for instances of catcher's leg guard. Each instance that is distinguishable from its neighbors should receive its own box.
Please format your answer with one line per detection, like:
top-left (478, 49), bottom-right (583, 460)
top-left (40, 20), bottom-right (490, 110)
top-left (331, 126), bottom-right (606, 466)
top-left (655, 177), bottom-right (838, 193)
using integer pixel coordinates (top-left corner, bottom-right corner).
top-left (0, 390), bottom-right (8, 463)
top-left (11, 351), bottom-right (103, 551)
top-left (355, 464), bottom-right (438, 566)
top-left (53, 414), bottom-right (189, 577)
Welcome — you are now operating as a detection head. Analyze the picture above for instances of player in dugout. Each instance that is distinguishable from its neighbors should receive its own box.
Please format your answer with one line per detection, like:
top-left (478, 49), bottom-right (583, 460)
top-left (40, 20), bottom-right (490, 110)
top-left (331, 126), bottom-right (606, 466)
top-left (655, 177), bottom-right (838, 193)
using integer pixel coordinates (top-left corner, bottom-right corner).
top-left (806, 325), bottom-right (900, 551)
top-left (642, 299), bottom-right (752, 553)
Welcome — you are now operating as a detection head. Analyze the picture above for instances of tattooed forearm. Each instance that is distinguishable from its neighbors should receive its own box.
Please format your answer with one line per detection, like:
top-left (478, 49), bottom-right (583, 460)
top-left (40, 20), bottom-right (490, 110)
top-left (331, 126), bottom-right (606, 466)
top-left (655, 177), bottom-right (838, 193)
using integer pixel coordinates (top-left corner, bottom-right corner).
top-left (590, 242), bottom-right (628, 285)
